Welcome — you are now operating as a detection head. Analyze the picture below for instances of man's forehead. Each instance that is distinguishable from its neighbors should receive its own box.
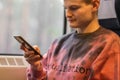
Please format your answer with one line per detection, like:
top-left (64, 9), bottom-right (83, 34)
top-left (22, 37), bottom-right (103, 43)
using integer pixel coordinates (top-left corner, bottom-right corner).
top-left (64, 0), bottom-right (83, 2)
top-left (64, 0), bottom-right (94, 5)
top-left (64, 0), bottom-right (84, 5)
top-left (64, 0), bottom-right (86, 3)
top-left (64, 0), bottom-right (81, 1)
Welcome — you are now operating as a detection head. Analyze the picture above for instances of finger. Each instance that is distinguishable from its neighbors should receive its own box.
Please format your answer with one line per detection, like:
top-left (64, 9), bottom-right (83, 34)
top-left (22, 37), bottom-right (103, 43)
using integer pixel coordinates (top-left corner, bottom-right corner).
top-left (20, 43), bottom-right (28, 52)
top-left (26, 55), bottom-right (40, 62)
top-left (33, 45), bottom-right (40, 53)
top-left (24, 51), bottom-right (34, 58)
top-left (25, 55), bottom-right (40, 64)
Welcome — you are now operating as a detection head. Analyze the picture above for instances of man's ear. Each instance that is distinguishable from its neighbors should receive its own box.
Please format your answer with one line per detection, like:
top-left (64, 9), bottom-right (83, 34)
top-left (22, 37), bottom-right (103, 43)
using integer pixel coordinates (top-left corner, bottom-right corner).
top-left (92, 0), bottom-right (100, 11)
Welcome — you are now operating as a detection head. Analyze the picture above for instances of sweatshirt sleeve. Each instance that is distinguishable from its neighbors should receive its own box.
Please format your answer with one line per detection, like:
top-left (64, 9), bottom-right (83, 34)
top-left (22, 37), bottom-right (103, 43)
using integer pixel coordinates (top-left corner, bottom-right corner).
top-left (26, 39), bottom-right (58, 80)
top-left (91, 35), bottom-right (120, 80)
top-left (26, 60), bottom-right (47, 80)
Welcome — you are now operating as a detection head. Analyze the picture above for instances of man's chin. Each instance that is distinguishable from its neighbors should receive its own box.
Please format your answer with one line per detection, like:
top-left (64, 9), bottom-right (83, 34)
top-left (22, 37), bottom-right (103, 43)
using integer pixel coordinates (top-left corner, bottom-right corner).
top-left (69, 25), bottom-right (78, 28)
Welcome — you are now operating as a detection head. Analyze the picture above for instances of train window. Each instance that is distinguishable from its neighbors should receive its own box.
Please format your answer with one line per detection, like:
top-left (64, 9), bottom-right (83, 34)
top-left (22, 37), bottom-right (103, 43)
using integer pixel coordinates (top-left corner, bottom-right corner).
top-left (0, 0), bottom-right (64, 55)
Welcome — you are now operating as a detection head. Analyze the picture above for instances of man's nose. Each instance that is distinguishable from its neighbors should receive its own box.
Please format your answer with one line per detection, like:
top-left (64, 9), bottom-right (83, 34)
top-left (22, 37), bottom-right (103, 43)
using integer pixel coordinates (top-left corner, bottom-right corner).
top-left (65, 9), bottom-right (73, 18)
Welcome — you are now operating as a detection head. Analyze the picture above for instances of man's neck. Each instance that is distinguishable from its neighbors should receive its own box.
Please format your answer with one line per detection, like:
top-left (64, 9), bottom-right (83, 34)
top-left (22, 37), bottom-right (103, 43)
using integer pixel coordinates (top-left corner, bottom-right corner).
top-left (77, 18), bottom-right (100, 34)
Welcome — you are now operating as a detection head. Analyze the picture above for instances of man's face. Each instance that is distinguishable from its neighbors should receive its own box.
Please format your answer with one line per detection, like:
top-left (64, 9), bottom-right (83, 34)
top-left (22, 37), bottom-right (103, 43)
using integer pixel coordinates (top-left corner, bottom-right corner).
top-left (64, 0), bottom-right (95, 29)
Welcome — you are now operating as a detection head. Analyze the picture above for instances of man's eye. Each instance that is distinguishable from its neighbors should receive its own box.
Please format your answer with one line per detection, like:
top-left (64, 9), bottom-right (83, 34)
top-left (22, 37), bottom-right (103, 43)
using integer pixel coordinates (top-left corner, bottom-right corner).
top-left (70, 6), bottom-right (79, 11)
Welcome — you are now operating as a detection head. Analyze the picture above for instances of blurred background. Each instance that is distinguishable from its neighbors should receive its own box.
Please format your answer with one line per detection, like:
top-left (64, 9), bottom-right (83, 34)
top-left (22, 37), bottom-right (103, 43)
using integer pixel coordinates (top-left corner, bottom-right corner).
top-left (0, 0), bottom-right (65, 55)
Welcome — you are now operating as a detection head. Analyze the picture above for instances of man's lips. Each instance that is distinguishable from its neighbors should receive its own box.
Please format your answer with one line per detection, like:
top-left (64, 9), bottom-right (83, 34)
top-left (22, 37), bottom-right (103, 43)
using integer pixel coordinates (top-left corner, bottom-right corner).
top-left (68, 19), bottom-right (75, 22)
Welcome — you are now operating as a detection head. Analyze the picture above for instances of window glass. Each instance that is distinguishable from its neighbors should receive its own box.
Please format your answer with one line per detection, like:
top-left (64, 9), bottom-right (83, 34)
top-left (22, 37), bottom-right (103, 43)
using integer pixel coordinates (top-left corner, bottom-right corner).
top-left (0, 0), bottom-right (64, 55)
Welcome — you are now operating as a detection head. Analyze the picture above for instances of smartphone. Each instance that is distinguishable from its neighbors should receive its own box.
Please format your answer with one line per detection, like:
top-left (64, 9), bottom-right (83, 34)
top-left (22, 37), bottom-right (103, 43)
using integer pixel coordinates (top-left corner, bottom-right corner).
top-left (14, 36), bottom-right (43, 58)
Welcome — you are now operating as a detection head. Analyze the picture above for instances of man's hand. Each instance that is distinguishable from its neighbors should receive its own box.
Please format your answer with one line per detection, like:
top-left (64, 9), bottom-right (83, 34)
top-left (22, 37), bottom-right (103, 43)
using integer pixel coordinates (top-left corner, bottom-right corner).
top-left (21, 45), bottom-right (41, 69)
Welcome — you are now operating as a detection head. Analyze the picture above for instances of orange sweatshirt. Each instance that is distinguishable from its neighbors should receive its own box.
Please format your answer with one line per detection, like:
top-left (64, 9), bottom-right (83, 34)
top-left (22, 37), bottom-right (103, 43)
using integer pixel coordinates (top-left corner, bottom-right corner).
top-left (27, 27), bottom-right (120, 80)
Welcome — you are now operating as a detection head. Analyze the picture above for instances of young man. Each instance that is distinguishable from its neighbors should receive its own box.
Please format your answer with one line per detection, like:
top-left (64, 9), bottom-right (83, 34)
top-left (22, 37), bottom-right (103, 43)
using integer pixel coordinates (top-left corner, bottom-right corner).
top-left (22, 0), bottom-right (120, 80)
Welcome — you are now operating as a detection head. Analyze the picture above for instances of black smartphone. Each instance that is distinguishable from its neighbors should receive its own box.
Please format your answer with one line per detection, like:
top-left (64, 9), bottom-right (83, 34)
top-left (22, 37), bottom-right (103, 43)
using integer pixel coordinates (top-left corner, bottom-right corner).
top-left (14, 36), bottom-right (43, 58)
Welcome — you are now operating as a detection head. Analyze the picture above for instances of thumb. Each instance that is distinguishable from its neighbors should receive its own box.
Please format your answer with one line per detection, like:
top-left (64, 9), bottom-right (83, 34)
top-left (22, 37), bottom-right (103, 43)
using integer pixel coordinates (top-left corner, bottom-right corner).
top-left (33, 45), bottom-right (40, 54)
